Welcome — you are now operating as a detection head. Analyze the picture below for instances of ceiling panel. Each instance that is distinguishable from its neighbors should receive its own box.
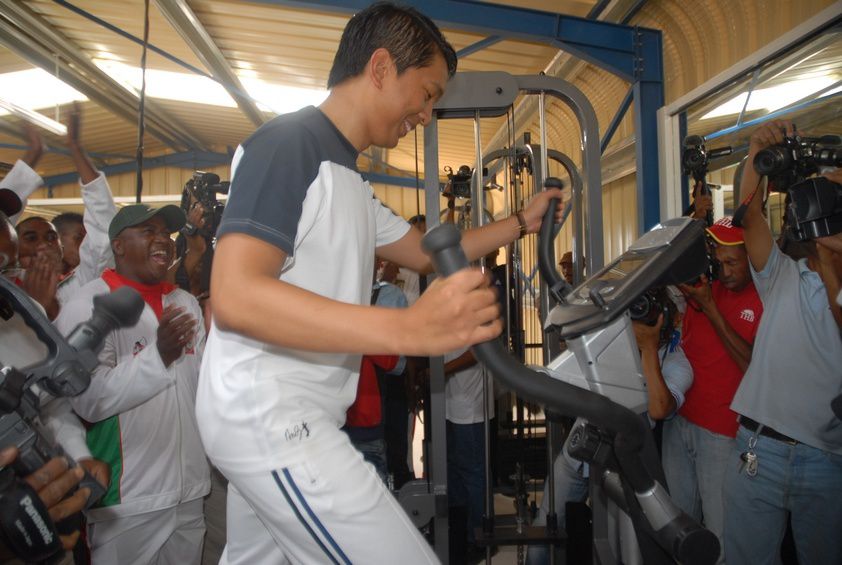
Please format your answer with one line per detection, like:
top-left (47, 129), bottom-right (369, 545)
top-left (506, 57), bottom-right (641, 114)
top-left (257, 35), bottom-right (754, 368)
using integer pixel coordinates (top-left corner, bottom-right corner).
top-left (2, 0), bottom-right (837, 221)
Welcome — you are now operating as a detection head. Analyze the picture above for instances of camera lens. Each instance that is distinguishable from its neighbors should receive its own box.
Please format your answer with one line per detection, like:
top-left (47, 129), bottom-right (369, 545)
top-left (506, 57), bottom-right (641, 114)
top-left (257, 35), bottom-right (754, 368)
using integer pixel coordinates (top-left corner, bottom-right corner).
top-left (682, 148), bottom-right (706, 172)
top-left (629, 294), bottom-right (652, 321)
top-left (754, 146), bottom-right (791, 176)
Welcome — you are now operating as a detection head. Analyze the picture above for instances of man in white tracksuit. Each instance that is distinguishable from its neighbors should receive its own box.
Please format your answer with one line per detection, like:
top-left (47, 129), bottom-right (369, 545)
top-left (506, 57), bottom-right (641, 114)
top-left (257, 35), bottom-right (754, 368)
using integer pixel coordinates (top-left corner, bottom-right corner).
top-left (55, 204), bottom-right (210, 564)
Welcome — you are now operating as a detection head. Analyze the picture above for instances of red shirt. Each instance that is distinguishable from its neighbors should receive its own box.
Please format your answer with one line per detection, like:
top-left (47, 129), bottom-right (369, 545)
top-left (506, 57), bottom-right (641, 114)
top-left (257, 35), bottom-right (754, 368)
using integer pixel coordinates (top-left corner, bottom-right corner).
top-left (345, 354), bottom-right (398, 428)
top-left (679, 280), bottom-right (762, 437)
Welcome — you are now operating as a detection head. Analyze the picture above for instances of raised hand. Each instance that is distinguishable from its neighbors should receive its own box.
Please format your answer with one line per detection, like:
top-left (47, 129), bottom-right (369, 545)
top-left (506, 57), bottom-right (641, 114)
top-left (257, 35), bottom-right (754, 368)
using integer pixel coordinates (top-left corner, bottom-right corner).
top-left (519, 187), bottom-right (565, 233)
top-left (748, 119), bottom-right (795, 155)
top-left (66, 102), bottom-right (82, 149)
top-left (21, 124), bottom-right (43, 168)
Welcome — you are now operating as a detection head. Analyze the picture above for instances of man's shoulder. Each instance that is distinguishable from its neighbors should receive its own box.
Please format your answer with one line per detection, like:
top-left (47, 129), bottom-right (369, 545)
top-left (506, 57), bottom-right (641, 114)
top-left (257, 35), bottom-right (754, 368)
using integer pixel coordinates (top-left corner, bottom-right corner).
top-left (66, 277), bottom-right (110, 304)
top-left (243, 107), bottom-right (324, 148)
top-left (54, 278), bottom-right (110, 331)
top-left (237, 107), bottom-right (356, 177)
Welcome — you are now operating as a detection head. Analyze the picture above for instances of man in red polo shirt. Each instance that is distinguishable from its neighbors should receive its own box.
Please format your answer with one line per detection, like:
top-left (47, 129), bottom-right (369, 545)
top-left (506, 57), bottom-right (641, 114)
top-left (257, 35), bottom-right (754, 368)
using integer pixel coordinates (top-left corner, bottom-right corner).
top-left (661, 216), bottom-right (762, 563)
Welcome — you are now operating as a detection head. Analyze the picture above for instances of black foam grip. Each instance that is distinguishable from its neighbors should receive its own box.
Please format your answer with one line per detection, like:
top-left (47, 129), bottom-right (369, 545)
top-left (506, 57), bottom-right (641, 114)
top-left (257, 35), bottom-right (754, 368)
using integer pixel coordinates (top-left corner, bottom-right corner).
top-left (657, 513), bottom-right (721, 565)
top-left (537, 177), bottom-right (564, 291)
top-left (66, 287), bottom-right (144, 354)
top-left (99, 286), bottom-right (145, 327)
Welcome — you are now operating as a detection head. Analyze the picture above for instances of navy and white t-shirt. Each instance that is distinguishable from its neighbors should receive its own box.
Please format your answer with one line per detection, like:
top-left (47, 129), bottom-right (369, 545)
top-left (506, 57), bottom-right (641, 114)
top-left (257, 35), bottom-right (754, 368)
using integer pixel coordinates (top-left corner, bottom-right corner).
top-left (197, 106), bottom-right (410, 471)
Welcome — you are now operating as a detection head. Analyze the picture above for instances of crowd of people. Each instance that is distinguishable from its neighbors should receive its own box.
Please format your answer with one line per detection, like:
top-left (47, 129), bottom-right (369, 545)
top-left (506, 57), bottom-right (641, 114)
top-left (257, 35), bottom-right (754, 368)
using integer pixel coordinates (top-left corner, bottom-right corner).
top-left (0, 3), bottom-right (840, 565)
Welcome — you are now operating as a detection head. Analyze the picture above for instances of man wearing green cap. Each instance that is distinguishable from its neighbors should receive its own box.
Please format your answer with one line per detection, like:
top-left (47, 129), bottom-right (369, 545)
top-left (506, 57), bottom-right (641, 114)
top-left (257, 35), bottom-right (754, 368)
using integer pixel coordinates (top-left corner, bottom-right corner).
top-left (55, 203), bottom-right (210, 564)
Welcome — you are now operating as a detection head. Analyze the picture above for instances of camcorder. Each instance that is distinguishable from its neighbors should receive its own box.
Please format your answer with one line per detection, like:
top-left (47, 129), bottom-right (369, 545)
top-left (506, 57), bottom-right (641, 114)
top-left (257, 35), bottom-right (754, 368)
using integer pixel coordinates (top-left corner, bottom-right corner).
top-left (752, 133), bottom-right (842, 241)
top-left (442, 165), bottom-right (474, 199)
top-left (682, 135), bottom-right (732, 226)
top-left (682, 135), bottom-right (733, 182)
top-left (180, 171), bottom-right (230, 239)
top-left (786, 176), bottom-right (842, 241)
top-left (753, 134), bottom-right (841, 192)
top-left (0, 278), bottom-right (143, 562)
top-left (629, 287), bottom-right (676, 343)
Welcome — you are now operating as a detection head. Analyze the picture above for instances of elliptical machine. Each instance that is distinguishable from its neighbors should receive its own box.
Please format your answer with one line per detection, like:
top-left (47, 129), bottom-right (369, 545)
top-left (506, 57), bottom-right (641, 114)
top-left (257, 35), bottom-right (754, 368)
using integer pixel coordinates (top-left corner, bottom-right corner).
top-left (422, 179), bottom-right (720, 565)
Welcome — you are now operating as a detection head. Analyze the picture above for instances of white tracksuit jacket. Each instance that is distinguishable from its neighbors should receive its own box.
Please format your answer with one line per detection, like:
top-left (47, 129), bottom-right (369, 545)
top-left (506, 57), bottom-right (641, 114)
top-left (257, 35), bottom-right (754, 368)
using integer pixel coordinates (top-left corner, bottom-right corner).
top-left (54, 277), bottom-right (210, 523)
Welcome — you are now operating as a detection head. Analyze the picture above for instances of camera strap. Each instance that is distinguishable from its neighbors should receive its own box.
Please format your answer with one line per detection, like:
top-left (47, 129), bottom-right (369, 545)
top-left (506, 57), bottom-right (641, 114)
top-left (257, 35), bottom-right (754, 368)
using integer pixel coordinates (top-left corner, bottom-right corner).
top-left (732, 176), bottom-right (767, 228)
top-left (0, 470), bottom-right (62, 562)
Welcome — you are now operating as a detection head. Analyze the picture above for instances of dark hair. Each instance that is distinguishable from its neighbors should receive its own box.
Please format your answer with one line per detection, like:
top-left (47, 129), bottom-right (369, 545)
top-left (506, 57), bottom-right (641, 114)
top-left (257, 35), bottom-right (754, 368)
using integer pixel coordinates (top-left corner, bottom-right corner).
top-left (15, 216), bottom-right (53, 232)
top-left (327, 2), bottom-right (457, 89)
top-left (408, 214), bottom-right (426, 225)
top-left (52, 212), bottom-right (83, 233)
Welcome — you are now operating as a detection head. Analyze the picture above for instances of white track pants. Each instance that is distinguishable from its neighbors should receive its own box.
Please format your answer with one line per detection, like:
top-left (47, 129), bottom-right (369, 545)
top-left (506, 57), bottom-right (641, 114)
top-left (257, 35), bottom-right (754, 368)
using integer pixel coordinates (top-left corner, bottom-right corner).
top-left (217, 434), bottom-right (439, 564)
top-left (88, 498), bottom-right (205, 565)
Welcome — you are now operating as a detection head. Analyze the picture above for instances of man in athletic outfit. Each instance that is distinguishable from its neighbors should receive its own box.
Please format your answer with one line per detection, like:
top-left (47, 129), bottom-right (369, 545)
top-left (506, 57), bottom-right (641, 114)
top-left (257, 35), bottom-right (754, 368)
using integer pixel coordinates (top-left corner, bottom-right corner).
top-left (195, 3), bottom-right (563, 564)
top-left (55, 205), bottom-right (210, 564)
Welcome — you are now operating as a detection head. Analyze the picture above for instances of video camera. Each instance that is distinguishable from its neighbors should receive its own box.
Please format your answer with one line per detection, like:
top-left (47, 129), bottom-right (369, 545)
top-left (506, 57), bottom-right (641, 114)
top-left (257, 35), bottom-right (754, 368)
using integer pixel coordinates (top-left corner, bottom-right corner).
top-left (180, 171), bottom-right (230, 239)
top-left (753, 134), bottom-right (842, 192)
top-left (0, 278), bottom-right (143, 561)
top-left (442, 165), bottom-right (473, 199)
top-left (442, 165), bottom-right (500, 201)
top-left (750, 133), bottom-right (842, 241)
top-left (682, 135), bottom-right (732, 226)
top-left (682, 135), bottom-right (733, 182)
top-left (786, 176), bottom-right (842, 241)
top-left (629, 287), bottom-right (683, 345)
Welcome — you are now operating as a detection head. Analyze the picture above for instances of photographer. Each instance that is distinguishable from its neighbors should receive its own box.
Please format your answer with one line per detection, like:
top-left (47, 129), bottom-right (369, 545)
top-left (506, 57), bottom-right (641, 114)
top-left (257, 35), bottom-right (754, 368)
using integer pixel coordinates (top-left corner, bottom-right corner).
top-left (724, 119), bottom-right (842, 564)
top-left (172, 171), bottom-right (229, 303)
top-left (661, 217), bottom-right (761, 563)
top-left (1, 198), bottom-right (110, 561)
top-left (1, 198), bottom-right (107, 467)
top-left (170, 199), bottom-right (210, 299)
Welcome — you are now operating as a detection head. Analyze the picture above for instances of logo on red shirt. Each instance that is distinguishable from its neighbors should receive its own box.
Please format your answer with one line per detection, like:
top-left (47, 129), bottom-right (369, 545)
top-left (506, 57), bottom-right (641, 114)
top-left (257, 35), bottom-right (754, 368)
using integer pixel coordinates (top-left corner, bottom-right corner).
top-left (739, 309), bottom-right (755, 323)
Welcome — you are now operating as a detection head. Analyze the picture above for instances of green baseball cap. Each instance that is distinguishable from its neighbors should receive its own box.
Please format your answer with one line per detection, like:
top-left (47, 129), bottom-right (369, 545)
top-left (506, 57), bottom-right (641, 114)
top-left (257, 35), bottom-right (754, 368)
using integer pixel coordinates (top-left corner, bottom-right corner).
top-left (108, 204), bottom-right (186, 240)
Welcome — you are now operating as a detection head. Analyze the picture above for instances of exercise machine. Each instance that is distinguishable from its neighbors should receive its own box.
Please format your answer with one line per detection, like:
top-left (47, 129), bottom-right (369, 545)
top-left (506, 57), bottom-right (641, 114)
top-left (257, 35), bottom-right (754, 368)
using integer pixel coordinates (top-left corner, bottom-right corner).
top-left (422, 205), bottom-right (719, 565)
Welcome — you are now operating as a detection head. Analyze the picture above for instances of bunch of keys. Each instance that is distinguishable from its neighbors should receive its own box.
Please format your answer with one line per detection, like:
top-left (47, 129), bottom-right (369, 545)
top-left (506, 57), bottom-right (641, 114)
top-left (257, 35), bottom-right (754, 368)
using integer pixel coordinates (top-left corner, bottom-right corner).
top-left (739, 435), bottom-right (759, 477)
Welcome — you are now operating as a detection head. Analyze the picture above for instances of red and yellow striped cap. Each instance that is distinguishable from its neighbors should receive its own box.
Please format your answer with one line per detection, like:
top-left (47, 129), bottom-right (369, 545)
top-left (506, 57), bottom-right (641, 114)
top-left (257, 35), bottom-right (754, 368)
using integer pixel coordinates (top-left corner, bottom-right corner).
top-left (706, 216), bottom-right (744, 246)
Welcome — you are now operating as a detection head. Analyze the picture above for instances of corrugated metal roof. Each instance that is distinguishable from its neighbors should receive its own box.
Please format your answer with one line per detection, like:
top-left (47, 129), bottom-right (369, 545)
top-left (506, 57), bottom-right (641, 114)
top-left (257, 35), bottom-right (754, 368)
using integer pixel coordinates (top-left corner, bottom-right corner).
top-left (1, 0), bottom-right (838, 226)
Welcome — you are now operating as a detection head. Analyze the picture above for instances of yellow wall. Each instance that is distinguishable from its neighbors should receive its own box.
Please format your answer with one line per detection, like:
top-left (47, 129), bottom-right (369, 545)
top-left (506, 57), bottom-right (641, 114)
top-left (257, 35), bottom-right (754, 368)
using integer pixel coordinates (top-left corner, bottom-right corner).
top-left (34, 164), bottom-right (231, 202)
